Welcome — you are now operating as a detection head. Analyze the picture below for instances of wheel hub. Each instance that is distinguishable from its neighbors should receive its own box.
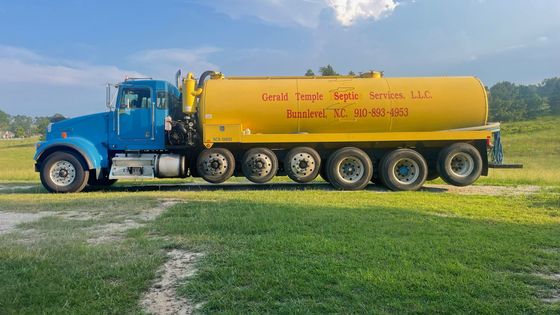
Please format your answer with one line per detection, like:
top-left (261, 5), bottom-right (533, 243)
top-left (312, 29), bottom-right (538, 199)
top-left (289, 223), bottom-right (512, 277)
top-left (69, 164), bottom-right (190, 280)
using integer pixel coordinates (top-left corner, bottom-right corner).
top-left (449, 153), bottom-right (474, 177)
top-left (204, 153), bottom-right (228, 175)
top-left (290, 153), bottom-right (316, 176)
top-left (398, 166), bottom-right (410, 176)
top-left (248, 154), bottom-right (272, 176)
top-left (255, 159), bottom-right (266, 169)
top-left (393, 158), bottom-right (419, 184)
top-left (49, 160), bottom-right (76, 186)
top-left (337, 157), bottom-right (364, 183)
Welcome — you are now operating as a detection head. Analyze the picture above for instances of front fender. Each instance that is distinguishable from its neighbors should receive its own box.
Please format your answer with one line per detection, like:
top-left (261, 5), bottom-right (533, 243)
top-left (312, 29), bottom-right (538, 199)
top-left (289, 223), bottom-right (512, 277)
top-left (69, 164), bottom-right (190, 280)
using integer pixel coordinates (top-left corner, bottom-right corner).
top-left (34, 137), bottom-right (107, 170)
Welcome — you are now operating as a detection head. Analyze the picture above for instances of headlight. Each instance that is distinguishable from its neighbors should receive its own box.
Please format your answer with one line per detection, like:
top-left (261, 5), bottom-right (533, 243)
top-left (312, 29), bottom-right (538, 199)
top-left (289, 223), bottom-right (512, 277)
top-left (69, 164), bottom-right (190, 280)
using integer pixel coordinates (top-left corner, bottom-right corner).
top-left (47, 123), bottom-right (53, 133)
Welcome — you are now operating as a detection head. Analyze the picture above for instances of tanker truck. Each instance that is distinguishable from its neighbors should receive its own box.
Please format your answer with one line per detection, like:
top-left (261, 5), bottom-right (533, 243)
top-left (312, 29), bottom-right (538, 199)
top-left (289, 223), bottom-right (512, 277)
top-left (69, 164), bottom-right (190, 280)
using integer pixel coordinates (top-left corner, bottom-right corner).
top-left (34, 70), bottom-right (507, 193)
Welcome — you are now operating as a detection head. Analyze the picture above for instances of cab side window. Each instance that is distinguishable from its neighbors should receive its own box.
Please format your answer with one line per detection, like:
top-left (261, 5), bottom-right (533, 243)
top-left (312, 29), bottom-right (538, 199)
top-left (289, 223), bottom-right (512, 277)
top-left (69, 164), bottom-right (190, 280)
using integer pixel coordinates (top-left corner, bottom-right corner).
top-left (121, 88), bottom-right (151, 109)
top-left (157, 91), bottom-right (168, 109)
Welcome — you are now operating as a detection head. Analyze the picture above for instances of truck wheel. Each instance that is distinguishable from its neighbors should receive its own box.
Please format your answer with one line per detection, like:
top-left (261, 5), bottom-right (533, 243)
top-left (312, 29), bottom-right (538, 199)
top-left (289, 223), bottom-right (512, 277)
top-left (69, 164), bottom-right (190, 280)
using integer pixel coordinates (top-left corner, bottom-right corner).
top-left (437, 143), bottom-right (482, 186)
top-left (284, 147), bottom-right (321, 183)
top-left (326, 147), bottom-right (373, 191)
top-left (196, 148), bottom-right (235, 184)
top-left (40, 151), bottom-right (89, 193)
top-left (379, 149), bottom-right (427, 191)
top-left (242, 148), bottom-right (278, 183)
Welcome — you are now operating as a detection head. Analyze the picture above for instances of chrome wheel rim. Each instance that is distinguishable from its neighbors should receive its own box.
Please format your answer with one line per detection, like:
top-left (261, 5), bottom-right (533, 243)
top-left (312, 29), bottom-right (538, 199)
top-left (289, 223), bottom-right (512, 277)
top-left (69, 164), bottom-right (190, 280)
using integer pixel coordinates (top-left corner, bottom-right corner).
top-left (337, 157), bottom-right (365, 183)
top-left (202, 153), bottom-right (229, 176)
top-left (49, 160), bottom-right (76, 186)
top-left (290, 152), bottom-right (316, 177)
top-left (450, 153), bottom-right (474, 177)
top-left (393, 158), bottom-right (419, 184)
top-left (246, 153), bottom-right (273, 177)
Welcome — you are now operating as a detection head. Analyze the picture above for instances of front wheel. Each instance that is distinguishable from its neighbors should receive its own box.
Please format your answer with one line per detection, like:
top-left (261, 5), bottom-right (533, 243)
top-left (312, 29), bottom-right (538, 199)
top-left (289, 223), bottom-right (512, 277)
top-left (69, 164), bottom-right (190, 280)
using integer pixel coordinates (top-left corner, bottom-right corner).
top-left (40, 151), bottom-right (89, 193)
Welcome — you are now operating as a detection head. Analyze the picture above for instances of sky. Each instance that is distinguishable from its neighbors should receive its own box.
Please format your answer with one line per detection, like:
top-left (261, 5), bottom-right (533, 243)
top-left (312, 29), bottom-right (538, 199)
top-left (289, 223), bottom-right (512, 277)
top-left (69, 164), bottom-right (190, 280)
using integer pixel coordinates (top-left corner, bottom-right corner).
top-left (0, 0), bottom-right (559, 117)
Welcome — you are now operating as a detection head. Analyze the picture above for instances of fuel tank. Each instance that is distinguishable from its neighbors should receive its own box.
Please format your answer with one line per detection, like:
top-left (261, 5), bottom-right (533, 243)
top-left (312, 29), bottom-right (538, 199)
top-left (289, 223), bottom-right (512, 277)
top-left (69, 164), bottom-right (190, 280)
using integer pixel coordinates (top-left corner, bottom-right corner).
top-left (199, 75), bottom-right (488, 135)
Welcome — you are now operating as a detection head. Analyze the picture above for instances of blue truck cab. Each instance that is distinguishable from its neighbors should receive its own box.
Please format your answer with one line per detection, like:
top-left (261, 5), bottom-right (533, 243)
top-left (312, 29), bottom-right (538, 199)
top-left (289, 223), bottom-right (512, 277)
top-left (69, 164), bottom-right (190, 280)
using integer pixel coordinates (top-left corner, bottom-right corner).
top-left (34, 79), bottom-right (190, 192)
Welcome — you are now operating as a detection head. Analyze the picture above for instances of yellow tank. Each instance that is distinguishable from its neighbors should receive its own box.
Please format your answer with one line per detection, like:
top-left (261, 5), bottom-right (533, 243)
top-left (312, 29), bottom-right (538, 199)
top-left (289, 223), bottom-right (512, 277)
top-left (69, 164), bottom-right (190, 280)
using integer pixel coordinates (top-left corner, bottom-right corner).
top-left (198, 75), bottom-right (488, 144)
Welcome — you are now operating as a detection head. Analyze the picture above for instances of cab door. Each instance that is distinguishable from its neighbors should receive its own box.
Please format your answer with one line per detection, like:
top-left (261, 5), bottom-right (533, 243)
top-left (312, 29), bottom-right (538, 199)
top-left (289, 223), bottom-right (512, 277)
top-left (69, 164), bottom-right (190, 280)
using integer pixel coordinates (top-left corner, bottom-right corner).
top-left (117, 86), bottom-right (155, 142)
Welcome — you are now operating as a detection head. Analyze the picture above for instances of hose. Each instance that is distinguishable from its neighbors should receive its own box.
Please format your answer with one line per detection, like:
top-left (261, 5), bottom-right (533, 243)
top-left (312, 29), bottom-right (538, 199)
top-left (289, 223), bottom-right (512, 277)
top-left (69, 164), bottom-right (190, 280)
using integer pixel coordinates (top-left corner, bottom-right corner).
top-left (197, 71), bottom-right (217, 90)
top-left (490, 131), bottom-right (504, 164)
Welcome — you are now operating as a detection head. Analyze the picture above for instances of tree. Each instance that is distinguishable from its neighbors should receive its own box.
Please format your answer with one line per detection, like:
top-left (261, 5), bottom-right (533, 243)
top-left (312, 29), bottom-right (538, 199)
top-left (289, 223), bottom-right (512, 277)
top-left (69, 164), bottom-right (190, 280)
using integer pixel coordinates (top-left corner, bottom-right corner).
top-left (9, 115), bottom-right (34, 137)
top-left (14, 126), bottom-right (26, 138)
top-left (319, 64), bottom-right (339, 76)
top-left (488, 81), bottom-right (551, 121)
top-left (348, 71), bottom-right (356, 76)
top-left (35, 117), bottom-right (51, 139)
top-left (0, 110), bottom-right (9, 131)
top-left (35, 114), bottom-right (67, 139)
top-left (50, 113), bottom-right (66, 123)
top-left (539, 78), bottom-right (560, 115)
top-left (304, 69), bottom-right (315, 76)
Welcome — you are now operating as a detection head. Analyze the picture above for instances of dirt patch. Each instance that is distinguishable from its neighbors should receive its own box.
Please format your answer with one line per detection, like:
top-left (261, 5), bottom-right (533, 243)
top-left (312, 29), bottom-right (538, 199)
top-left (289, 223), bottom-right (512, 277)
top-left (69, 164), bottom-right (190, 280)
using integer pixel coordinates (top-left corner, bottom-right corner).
top-left (0, 211), bottom-right (54, 234)
top-left (86, 199), bottom-right (180, 245)
top-left (86, 220), bottom-right (144, 244)
top-left (141, 250), bottom-right (204, 315)
top-left (58, 211), bottom-right (101, 221)
top-left (533, 273), bottom-right (560, 304)
top-left (0, 185), bottom-right (36, 191)
top-left (424, 184), bottom-right (541, 196)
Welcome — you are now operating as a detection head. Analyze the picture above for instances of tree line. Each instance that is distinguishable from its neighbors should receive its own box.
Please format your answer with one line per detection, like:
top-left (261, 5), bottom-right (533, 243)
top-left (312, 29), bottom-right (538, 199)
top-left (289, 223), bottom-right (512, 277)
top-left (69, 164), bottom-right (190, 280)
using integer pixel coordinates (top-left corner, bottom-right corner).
top-left (306, 65), bottom-right (560, 122)
top-left (0, 111), bottom-right (65, 139)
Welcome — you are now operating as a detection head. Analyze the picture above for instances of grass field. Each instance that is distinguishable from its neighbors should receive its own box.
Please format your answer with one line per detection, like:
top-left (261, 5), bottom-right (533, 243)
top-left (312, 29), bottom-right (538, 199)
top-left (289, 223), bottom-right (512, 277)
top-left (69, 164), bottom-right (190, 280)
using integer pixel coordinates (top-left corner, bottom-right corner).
top-left (0, 117), bottom-right (559, 314)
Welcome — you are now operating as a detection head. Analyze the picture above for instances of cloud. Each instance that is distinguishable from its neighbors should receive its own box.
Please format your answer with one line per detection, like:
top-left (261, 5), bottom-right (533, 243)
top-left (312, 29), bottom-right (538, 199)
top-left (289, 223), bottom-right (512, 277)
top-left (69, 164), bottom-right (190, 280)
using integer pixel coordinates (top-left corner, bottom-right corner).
top-left (198, 0), bottom-right (399, 28)
top-left (129, 47), bottom-right (221, 80)
top-left (0, 45), bottom-right (143, 87)
top-left (327, 0), bottom-right (398, 26)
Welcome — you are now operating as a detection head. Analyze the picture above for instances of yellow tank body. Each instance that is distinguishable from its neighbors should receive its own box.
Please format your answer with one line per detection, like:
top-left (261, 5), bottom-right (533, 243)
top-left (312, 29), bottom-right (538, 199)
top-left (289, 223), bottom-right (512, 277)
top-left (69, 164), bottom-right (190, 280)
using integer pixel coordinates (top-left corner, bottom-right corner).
top-left (198, 75), bottom-right (489, 145)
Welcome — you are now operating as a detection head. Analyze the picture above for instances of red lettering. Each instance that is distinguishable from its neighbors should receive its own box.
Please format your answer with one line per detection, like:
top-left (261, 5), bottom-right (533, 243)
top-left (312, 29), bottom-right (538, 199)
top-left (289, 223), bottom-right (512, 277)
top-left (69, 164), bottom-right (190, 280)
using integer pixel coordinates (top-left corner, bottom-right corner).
top-left (334, 108), bottom-right (347, 118)
top-left (333, 91), bottom-right (359, 103)
top-left (262, 92), bottom-right (289, 102)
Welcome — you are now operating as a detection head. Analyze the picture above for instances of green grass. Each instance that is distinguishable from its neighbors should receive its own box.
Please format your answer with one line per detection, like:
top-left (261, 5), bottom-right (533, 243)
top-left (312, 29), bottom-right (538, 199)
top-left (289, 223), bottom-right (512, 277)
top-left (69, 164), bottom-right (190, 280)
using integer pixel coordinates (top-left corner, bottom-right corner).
top-left (0, 190), bottom-right (559, 314)
top-left (0, 137), bottom-right (37, 181)
top-left (168, 191), bottom-right (560, 314)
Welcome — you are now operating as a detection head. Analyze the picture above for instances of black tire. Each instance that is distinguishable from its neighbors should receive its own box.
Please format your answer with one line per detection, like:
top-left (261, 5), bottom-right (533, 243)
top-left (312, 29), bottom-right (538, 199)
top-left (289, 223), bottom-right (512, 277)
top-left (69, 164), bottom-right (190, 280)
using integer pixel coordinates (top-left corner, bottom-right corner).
top-left (326, 147), bottom-right (373, 191)
top-left (426, 169), bottom-right (439, 181)
top-left (437, 143), bottom-right (482, 187)
top-left (242, 148), bottom-right (278, 183)
top-left (196, 148), bottom-right (235, 184)
top-left (40, 151), bottom-right (89, 193)
top-left (284, 147), bottom-right (321, 183)
top-left (379, 149), bottom-right (427, 191)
